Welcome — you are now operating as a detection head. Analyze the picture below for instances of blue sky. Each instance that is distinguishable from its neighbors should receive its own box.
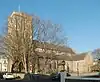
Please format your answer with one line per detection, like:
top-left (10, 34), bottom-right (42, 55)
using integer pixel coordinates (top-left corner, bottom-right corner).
top-left (0, 0), bottom-right (100, 53)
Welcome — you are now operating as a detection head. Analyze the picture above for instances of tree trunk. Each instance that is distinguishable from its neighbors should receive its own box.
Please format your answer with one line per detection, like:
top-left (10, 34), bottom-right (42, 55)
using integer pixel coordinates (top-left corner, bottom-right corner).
top-left (18, 62), bottom-right (23, 72)
top-left (11, 61), bottom-right (17, 73)
top-left (24, 54), bottom-right (29, 73)
top-left (24, 62), bottom-right (27, 73)
top-left (57, 60), bottom-right (58, 72)
top-left (32, 64), bottom-right (35, 73)
top-left (37, 57), bottom-right (40, 72)
top-left (11, 64), bottom-right (14, 73)
top-left (35, 56), bottom-right (40, 73)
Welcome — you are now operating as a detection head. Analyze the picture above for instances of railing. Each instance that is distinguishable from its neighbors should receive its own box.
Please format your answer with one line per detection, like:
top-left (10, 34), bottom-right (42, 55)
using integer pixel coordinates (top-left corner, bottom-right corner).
top-left (60, 72), bottom-right (100, 82)
top-left (70, 72), bottom-right (99, 76)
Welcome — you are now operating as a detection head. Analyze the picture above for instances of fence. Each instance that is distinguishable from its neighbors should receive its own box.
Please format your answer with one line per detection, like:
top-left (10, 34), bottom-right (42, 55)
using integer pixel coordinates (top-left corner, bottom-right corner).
top-left (60, 72), bottom-right (100, 82)
top-left (65, 79), bottom-right (100, 82)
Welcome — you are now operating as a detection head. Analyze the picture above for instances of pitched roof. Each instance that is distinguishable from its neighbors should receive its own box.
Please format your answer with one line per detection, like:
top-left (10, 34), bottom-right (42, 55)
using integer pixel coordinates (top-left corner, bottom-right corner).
top-left (71, 53), bottom-right (87, 61)
top-left (53, 55), bottom-right (72, 61)
top-left (33, 40), bottom-right (75, 55)
top-left (52, 53), bottom-right (88, 61)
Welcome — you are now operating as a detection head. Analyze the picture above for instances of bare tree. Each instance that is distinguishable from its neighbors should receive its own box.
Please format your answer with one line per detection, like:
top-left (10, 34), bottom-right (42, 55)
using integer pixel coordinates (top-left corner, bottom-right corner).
top-left (32, 15), bottom-right (68, 73)
top-left (3, 12), bottom-right (67, 74)
top-left (4, 13), bottom-right (33, 73)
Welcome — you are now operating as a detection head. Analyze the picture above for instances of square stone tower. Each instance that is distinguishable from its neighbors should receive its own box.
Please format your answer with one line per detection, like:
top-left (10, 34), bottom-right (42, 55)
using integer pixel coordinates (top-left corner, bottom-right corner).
top-left (7, 12), bottom-right (33, 72)
top-left (8, 11), bottom-right (33, 41)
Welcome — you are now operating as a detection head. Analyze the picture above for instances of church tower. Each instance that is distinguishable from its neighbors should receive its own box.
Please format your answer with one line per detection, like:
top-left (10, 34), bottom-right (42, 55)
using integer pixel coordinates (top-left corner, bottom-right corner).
top-left (8, 11), bottom-right (33, 41)
top-left (7, 12), bottom-right (33, 72)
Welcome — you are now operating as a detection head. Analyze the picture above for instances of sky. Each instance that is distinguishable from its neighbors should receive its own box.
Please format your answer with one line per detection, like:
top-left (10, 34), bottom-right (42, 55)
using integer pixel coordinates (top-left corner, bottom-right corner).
top-left (0, 0), bottom-right (100, 53)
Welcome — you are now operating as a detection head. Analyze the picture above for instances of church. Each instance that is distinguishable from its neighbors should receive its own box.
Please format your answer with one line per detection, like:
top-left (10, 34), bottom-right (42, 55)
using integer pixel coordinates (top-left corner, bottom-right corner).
top-left (0, 11), bottom-right (94, 74)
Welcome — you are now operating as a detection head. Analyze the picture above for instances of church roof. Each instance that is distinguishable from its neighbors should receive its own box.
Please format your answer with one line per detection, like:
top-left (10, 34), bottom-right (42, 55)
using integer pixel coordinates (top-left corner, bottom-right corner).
top-left (33, 40), bottom-right (75, 55)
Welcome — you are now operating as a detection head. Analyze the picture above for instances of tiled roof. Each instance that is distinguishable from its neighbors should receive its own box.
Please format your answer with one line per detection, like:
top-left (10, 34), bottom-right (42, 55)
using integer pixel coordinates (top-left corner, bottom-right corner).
top-left (52, 53), bottom-right (88, 61)
top-left (53, 54), bottom-right (72, 61)
top-left (71, 53), bottom-right (87, 61)
top-left (33, 40), bottom-right (75, 55)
